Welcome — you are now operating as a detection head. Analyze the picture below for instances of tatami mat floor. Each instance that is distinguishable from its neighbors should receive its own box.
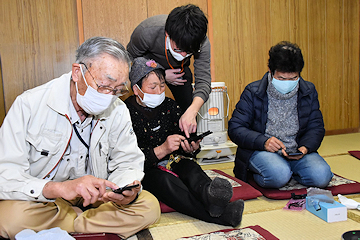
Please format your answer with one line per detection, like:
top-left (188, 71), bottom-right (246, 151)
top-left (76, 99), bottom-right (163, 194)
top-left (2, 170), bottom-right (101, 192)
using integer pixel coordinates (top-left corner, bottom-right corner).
top-left (147, 133), bottom-right (360, 240)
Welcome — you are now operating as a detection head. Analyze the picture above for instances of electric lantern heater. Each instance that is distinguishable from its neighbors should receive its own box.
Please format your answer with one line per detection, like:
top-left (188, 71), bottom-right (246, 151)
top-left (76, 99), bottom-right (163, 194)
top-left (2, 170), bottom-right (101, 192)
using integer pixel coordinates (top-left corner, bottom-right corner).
top-left (196, 82), bottom-right (237, 165)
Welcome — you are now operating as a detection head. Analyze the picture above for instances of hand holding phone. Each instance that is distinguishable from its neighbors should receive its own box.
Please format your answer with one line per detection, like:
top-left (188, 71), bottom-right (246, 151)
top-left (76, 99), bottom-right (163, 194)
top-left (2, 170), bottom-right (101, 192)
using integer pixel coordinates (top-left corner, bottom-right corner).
top-left (286, 149), bottom-right (303, 156)
top-left (112, 184), bottom-right (139, 194)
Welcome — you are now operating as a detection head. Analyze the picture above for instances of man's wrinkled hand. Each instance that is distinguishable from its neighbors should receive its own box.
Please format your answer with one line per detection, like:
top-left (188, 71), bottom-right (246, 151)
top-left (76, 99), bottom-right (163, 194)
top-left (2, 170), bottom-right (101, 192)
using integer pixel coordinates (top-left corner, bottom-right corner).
top-left (103, 180), bottom-right (141, 205)
top-left (43, 175), bottom-right (118, 207)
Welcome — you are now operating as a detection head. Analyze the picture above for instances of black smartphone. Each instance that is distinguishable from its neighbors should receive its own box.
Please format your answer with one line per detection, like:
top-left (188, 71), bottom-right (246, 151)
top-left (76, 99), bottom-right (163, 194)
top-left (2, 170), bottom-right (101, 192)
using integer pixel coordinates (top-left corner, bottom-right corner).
top-left (186, 130), bottom-right (213, 143)
top-left (286, 150), bottom-right (303, 156)
top-left (113, 184), bottom-right (140, 194)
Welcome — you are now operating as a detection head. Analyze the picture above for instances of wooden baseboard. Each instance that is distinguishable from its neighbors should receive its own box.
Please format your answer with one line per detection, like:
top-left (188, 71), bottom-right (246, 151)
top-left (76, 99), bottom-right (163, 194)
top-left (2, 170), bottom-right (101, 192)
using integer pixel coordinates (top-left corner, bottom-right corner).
top-left (325, 128), bottom-right (360, 136)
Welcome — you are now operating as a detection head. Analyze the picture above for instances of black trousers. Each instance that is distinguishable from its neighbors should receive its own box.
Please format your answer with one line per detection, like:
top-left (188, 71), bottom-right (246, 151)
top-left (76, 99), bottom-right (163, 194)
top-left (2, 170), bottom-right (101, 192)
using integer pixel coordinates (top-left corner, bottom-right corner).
top-left (166, 66), bottom-right (193, 113)
top-left (142, 159), bottom-right (229, 225)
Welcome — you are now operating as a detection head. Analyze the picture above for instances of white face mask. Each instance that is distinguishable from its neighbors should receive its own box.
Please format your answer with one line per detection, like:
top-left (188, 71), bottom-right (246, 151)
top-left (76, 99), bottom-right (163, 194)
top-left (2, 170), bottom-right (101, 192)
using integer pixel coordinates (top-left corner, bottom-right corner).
top-left (76, 65), bottom-right (118, 115)
top-left (166, 36), bottom-right (192, 61)
top-left (272, 77), bottom-right (299, 94)
top-left (136, 84), bottom-right (165, 108)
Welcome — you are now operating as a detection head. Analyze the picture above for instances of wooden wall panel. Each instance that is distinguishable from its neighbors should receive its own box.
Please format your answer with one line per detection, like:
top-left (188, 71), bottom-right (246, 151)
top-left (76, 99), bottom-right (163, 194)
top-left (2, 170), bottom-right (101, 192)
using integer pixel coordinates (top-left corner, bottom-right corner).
top-left (147, 0), bottom-right (207, 18)
top-left (270, 0), bottom-right (290, 44)
top-left (306, 0), bottom-right (328, 128)
top-left (0, 0), bottom-right (79, 116)
top-left (237, 0), bottom-right (270, 88)
top-left (0, 0), bottom-right (27, 109)
top-left (325, 0), bottom-right (344, 130)
top-left (289, 0), bottom-right (309, 77)
top-left (81, 0), bottom-right (208, 100)
top-left (212, 0), bottom-right (359, 133)
top-left (81, 0), bottom-right (208, 49)
top-left (81, 0), bottom-right (148, 46)
top-left (212, 0), bottom-right (271, 113)
top-left (211, 1), bottom-right (233, 98)
top-left (343, 0), bottom-right (360, 130)
top-left (2, 0), bottom-right (357, 132)
top-left (0, 62), bottom-right (4, 126)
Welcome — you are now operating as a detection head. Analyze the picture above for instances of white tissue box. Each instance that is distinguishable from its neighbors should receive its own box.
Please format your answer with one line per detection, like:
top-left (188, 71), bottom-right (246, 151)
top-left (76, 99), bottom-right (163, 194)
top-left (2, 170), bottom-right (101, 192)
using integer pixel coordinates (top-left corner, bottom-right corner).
top-left (306, 197), bottom-right (347, 223)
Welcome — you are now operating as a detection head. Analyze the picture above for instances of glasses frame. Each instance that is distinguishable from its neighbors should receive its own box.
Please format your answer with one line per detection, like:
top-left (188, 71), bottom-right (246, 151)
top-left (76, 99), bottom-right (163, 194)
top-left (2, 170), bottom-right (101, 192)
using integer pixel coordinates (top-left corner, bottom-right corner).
top-left (79, 62), bottom-right (129, 96)
top-left (173, 47), bottom-right (194, 55)
top-left (170, 40), bottom-right (193, 54)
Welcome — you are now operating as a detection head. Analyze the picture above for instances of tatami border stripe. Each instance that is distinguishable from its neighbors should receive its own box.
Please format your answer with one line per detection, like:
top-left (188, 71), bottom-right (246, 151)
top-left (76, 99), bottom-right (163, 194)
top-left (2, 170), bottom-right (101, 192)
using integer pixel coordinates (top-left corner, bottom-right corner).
top-left (322, 152), bottom-right (351, 158)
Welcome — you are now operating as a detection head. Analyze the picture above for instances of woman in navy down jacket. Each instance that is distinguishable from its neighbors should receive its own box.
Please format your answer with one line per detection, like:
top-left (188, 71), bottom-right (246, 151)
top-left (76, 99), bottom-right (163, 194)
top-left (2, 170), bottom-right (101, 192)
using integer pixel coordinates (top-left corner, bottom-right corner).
top-left (228, 41), bottom-right (332, 188)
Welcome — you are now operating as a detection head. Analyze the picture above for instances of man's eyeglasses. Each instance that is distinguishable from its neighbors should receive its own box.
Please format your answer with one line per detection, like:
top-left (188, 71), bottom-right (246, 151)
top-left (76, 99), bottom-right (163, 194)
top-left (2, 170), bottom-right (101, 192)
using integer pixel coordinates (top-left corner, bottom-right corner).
top-left (173, 42), bottom-right (203, 54)
top-left (173, 48), bottom-right (192, 54)
top-left (79, 62), bottom-right (129, 96)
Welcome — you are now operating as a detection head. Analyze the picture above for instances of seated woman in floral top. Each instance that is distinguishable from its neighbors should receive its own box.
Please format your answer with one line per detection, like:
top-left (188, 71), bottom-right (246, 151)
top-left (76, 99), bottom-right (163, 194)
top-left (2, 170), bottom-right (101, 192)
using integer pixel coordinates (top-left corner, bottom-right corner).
top-left (125, 57), bottom-right (244, 227)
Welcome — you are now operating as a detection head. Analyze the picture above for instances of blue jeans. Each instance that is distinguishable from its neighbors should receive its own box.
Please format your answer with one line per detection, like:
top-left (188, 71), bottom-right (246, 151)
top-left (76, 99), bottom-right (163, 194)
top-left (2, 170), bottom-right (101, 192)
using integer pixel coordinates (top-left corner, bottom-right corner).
top-left (248, 151), bottom-right (333, 188)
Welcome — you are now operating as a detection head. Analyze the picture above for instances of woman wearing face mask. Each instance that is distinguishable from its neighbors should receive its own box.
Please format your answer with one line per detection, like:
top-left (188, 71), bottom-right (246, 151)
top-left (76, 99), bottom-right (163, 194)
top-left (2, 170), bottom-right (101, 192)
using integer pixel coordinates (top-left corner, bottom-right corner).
top-left (228, 41), bottom-right (333, 189)
top-left (125, 57), bottom-right (244, 227)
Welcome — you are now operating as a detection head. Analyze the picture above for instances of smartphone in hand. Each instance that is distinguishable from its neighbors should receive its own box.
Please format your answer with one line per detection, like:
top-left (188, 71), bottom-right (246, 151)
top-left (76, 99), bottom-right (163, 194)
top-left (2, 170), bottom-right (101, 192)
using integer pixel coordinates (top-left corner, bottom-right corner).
top-left (186, 130), bottom-right (213, 143)
top-left (286, 149), bottom-right (303, 156)
top-left (113, 184), bottom-right (139, 194)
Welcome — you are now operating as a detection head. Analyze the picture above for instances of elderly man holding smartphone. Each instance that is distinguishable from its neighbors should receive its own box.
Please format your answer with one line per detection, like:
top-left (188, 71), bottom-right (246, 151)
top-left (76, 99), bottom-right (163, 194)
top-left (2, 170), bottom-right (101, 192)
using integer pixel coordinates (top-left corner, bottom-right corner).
top-left (0, 37), bottom-right (160, 239)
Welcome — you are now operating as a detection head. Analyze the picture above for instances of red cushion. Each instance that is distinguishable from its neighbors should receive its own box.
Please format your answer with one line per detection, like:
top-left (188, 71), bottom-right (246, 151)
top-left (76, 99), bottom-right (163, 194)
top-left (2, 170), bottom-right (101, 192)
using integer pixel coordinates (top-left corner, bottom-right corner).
top-left (248, 173), bottom-right (360, 200)
top-left (209, 169), bottom-right (263, 201)
top-left (349, 150), bottom-right (360, 160)
top-left (159, 202), bottom-right (176, 213)
top-left (160, 169), bottom-right (262, 213)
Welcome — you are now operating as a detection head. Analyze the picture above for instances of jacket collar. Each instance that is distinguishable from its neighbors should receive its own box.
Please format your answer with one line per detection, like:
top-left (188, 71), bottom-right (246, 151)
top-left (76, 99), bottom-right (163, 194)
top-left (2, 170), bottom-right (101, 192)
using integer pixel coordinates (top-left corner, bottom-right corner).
top-left (298, 77), bottom-right (311, 97)
top-left (47, 71), bottom-right (72, 117)
top-left (254, 72), bottom-right (270, 98)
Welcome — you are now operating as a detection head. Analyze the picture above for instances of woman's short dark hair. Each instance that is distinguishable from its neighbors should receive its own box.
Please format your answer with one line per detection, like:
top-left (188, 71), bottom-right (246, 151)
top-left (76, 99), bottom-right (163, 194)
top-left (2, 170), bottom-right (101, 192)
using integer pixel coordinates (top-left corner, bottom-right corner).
top-left (268, 41), bottom-right (304, 75)
top-left (165, 4), bottom-right (208, 54)
top-left (137, 68), bottom-right (166, 88)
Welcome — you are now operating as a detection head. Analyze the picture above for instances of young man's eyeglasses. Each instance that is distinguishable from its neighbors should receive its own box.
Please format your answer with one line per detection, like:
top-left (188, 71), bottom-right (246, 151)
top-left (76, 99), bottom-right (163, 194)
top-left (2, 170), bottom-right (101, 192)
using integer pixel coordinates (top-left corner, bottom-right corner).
top-left (173, 42), bottom-right (203, 54)
top-left (173, 48), bottom-right (193, 54)
top-left (79, 62), bottom-right (129, 96)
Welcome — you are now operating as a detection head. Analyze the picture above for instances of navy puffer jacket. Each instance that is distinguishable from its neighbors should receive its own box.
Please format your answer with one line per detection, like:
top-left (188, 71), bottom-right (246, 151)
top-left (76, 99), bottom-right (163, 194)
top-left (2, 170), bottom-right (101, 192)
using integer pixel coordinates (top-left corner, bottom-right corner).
top-left (228, 72), bottom-right (325, 181)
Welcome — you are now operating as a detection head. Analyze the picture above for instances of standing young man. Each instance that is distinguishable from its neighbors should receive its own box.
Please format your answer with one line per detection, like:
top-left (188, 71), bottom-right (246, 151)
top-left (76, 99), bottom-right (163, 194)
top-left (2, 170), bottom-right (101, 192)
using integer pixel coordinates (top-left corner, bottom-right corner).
top-left (127, 4), bottom-right (211, 138)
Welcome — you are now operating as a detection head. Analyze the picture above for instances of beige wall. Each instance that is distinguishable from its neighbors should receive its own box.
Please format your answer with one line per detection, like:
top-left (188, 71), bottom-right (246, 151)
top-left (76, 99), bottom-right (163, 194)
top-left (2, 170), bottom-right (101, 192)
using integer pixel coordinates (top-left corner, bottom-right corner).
top-left (81, 0), bottom-right (208, 46)
top-left (0, 0), bottom-right (79, 125)
top-left (211, 0), bottom-right (359, 133)
top-left (80, 0), bottom-right (208, 100)
top-left (0, 0), bottom-right (359, 133)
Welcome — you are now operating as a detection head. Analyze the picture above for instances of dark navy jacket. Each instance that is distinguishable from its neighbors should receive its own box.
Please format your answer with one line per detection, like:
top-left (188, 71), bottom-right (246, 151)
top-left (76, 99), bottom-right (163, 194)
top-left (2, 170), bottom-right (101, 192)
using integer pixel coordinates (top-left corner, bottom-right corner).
top-left (228, 72), bottom-right (325, 181)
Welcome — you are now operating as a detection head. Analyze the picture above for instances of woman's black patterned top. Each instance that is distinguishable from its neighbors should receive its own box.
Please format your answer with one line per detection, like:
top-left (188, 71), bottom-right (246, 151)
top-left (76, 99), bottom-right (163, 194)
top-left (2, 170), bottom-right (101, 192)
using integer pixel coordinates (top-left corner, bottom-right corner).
top-left (125, 95), bottom-right (185, 170)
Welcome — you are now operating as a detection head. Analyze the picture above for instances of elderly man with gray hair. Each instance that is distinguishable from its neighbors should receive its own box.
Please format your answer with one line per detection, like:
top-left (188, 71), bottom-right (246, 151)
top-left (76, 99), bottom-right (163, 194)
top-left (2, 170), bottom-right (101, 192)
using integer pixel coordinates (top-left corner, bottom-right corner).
top-left (0, 37), bottom-right (160, 239)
